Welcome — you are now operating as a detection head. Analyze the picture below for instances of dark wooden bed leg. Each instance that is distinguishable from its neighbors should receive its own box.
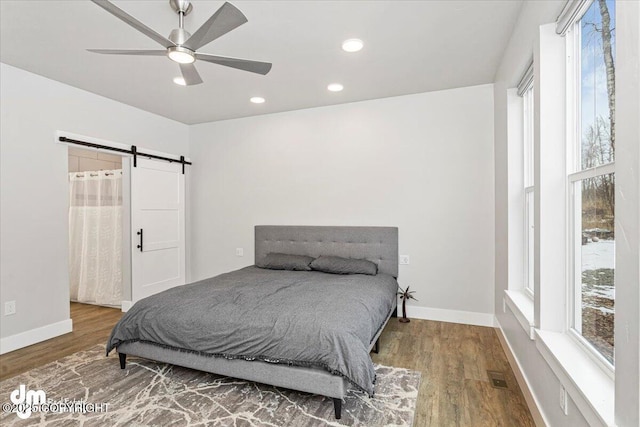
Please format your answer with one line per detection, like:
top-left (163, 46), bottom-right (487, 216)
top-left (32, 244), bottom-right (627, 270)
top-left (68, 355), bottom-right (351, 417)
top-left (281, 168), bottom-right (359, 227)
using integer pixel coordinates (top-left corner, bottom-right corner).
top-left (392, 306), bottom-right (398, 318)
top-left (333, 398), bottom-right (342, 419)
top-left (373, 337), bottom-right (380, 354)
top-left (119, 352), bottom-right (127, 369)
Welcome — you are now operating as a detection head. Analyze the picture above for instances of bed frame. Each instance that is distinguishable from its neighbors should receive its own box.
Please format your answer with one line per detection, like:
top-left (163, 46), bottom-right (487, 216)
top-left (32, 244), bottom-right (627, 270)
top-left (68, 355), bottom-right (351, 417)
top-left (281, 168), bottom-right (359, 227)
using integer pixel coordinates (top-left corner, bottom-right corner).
top-left (117, 225), bottom-right (398, 419)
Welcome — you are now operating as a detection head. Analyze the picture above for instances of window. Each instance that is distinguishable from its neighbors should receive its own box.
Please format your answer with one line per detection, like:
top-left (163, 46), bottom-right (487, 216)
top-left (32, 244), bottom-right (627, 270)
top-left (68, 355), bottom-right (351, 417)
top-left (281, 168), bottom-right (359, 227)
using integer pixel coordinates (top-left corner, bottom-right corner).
top-left (522, 83), bottom-right (535, 296)
top-left (517, 63), bottom-right (535, 297)
top-left (567, 0), bottom-right (616, 367)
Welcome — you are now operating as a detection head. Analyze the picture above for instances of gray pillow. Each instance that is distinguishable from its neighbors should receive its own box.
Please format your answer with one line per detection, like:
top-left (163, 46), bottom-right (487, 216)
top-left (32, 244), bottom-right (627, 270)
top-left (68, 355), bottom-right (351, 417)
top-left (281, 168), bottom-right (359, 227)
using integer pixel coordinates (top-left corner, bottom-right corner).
top-left (310, 256), bottom-right (378, 276)
top-left (257, 253), bottom-right (314, 271)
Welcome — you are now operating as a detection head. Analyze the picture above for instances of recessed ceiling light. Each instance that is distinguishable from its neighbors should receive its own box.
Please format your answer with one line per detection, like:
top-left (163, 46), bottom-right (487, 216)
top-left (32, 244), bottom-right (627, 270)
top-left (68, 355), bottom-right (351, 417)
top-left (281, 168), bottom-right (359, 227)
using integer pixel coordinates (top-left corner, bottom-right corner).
top-left (173, 77), bottom-right (186, 86)
top-left (250, 96), bottom-right (266, 104)
top-left (342, 38), bottom-right (363, 52)
top-left (327, 83), bottom-right (344, 92)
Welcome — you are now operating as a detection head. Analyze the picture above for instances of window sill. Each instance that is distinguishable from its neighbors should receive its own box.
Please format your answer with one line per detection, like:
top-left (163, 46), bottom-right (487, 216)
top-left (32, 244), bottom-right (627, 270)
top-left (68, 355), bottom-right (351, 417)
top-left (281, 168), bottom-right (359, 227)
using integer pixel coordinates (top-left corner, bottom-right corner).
top-left (504, 289), bottom-right (535, 339)
top-left (535, 330), bottom-right (614, 427)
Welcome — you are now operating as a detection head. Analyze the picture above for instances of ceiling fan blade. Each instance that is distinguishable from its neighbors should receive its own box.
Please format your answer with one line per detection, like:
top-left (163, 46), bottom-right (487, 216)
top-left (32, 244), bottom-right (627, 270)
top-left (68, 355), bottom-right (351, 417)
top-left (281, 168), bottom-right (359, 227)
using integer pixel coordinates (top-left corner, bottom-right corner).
top-left (195, 53), bottom-right (272, 75)
top-left (87, 49), bottom-right (167, 56)
top-left (179, 63), bottom-right (203, 86)
top-left (183, 2), bottom-right (248, 51)
top-left (90, 0), bottom-right (175, 48)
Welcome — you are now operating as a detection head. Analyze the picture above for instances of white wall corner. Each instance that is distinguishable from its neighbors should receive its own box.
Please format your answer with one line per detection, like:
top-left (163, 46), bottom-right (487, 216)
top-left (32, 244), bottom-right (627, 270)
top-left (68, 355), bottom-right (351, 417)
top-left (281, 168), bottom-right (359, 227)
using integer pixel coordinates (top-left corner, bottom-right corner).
top-left (0, 319), bottom-right (72, 355)
top-left (495, 320), bottom-right (549, 427)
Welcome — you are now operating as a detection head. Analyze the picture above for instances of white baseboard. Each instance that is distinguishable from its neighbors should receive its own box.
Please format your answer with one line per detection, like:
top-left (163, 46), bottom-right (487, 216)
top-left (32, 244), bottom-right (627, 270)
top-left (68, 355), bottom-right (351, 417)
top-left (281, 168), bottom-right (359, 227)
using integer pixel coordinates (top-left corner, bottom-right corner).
top-left (0, 319), bottom-right (73, 355)
top-left (121, 301), bottom-right (132, 312)
top-left (495, 321), bottom-right (548, 427)
top-left (406, 305), bottom-right (496, 327)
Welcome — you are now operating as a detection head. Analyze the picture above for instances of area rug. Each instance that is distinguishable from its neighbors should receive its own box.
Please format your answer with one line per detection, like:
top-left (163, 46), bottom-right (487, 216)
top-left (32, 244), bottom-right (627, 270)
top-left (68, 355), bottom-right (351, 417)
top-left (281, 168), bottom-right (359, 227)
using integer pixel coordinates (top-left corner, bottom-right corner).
top-left (0, 345), bottom-right (420, 426)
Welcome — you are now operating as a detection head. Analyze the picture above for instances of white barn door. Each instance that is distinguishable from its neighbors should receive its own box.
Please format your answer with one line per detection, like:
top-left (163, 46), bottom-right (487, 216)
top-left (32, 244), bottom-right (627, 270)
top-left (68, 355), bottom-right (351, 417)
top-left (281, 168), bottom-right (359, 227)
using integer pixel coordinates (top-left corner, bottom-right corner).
top-left (131, 158), bottom-right (185, 302)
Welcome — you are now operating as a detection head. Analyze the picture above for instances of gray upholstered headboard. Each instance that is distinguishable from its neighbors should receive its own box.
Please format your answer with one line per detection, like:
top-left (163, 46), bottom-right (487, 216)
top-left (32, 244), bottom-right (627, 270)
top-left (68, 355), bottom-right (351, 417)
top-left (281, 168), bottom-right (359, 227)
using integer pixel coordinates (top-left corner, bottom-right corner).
top-left (255, 226), bottom-right (398, 278)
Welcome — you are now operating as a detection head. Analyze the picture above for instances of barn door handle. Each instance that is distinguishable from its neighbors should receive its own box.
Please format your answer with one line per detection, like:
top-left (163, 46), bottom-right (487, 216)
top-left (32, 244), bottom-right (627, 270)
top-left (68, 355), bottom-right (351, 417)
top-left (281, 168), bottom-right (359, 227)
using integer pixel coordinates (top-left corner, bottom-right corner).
top-left (137, 229), bottom-right (143, 252)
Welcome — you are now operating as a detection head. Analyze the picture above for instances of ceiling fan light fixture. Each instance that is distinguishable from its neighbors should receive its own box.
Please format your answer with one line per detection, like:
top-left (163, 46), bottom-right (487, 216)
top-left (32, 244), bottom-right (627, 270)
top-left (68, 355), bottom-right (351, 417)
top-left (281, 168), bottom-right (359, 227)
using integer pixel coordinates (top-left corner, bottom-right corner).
top-left (250, 97), bottom-right (266, 104)
top-left (327, 83), bottom-right (344, 92)
top-left (173, 77), bottom-right (187, 86)
top-left (167, 46), bottom-right (195, 64)
top-left (88, 0), bottom-right (272, 86)
top-left (342, 38), bottom-right (363, 52)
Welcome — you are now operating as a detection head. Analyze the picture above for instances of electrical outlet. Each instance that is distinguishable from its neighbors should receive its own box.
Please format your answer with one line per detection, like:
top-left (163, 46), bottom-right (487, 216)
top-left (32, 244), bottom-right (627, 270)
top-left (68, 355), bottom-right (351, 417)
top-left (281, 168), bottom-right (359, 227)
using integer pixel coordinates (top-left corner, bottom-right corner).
top-left (559, 386), bottom-right (568, 415)
top-left (399, 255), bottom-right (410, 265)
top-left (5, 301), bottom-right (16, 316)
top-left (235, 248), bottom-right (244, 257)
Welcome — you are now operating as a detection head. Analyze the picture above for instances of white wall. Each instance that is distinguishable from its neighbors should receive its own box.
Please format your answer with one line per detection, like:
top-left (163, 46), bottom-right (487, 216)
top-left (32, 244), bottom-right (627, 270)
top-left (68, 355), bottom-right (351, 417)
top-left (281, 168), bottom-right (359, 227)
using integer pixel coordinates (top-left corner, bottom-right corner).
top-left (614, 1), bottom-right (640, 424)
top-left (493, 2), bottom-right (592, 425)
top-left (0, 63), bottom-right (189, 349)
top-left (494, 1), bottom-right (640, 426)
top-left (189, 84), bottom-right (496, 324)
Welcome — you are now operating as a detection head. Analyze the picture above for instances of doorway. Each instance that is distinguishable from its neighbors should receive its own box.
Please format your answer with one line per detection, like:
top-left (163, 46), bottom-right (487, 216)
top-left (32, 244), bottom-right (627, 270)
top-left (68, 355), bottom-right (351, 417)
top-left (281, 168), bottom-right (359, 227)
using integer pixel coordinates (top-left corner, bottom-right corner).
top-left (64, 137), bottom-right (187, 312)
top-left (68, 147), bottom-right (125, 308)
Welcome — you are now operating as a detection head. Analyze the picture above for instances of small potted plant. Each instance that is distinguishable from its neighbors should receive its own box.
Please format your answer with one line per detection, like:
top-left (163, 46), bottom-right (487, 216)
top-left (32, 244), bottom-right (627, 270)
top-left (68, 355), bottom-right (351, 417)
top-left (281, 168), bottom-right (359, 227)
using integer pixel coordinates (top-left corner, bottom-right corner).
top-left (397, 285), bottom-right (417, 323)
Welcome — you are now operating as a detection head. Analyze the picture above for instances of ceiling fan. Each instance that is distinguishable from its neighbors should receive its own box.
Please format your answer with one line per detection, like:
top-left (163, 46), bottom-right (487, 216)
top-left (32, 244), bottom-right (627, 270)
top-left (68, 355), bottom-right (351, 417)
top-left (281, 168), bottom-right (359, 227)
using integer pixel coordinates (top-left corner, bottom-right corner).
top-left (88, 0), bottom-right (272, 86)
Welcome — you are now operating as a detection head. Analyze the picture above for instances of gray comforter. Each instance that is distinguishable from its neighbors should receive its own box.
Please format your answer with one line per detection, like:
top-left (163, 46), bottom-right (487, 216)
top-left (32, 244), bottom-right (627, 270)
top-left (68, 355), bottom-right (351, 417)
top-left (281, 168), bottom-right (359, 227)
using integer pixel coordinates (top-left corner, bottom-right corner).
top-left (107, 266), bottom-right (397, 395)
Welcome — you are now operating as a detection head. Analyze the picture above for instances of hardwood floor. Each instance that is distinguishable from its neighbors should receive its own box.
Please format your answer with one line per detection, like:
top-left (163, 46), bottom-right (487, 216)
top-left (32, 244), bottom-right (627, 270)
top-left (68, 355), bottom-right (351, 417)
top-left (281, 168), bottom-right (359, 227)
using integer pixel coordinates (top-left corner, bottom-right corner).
top-left (1, 305), bottom-right (534, 426)
top-left (0, 302), bottom-right (122, 380)
top-left (372, 319), bottom-right (535, 427)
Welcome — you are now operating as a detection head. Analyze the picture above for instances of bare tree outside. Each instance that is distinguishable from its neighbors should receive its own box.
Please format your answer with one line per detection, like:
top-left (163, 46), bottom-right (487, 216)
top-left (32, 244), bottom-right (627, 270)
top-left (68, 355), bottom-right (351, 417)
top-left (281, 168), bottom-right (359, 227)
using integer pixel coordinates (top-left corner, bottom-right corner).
top-left (598, 0), bottom-right (615, 151)
top-left (579, 0), bottom-right (615, 365)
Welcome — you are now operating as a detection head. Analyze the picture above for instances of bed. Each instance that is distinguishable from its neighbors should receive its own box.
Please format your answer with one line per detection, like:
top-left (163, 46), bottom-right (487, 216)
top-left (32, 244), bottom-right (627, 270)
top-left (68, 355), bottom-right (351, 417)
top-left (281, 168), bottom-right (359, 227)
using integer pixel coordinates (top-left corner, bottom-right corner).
top-left (108, 225), bottom-right (399, 419)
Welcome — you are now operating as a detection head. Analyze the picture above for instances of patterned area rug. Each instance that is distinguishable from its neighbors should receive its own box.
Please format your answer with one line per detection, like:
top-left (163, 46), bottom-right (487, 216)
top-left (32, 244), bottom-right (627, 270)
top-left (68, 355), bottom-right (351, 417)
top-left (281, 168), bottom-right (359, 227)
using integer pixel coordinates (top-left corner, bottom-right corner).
top-left (0, 345), bottom-right (420, 426)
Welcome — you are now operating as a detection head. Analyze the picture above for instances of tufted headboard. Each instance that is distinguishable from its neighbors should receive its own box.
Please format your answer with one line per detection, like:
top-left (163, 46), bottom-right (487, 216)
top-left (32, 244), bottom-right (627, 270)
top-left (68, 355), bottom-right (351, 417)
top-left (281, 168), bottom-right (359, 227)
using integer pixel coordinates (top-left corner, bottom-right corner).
top-left (255, 226), bottom-right (398, 278)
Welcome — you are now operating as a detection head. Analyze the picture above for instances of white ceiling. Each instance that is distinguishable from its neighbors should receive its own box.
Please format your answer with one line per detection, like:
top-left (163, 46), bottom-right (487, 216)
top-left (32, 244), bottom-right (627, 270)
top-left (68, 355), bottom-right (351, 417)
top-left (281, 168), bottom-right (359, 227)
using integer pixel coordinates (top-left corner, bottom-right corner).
top-left (0, 1), bottom-right (523, 125)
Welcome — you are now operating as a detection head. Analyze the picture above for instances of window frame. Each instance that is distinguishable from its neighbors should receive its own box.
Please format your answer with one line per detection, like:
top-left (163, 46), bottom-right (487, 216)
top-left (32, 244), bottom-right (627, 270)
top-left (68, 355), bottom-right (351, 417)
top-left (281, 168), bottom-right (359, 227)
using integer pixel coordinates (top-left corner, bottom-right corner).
top-left (522, 82), bottom-right (535, 297)
top-left (518, 66), bottom-right (536, 300)
top-left (565, 11), bottom-right (616, 375)
top-left (524, 187), bottom-right (534, 297)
